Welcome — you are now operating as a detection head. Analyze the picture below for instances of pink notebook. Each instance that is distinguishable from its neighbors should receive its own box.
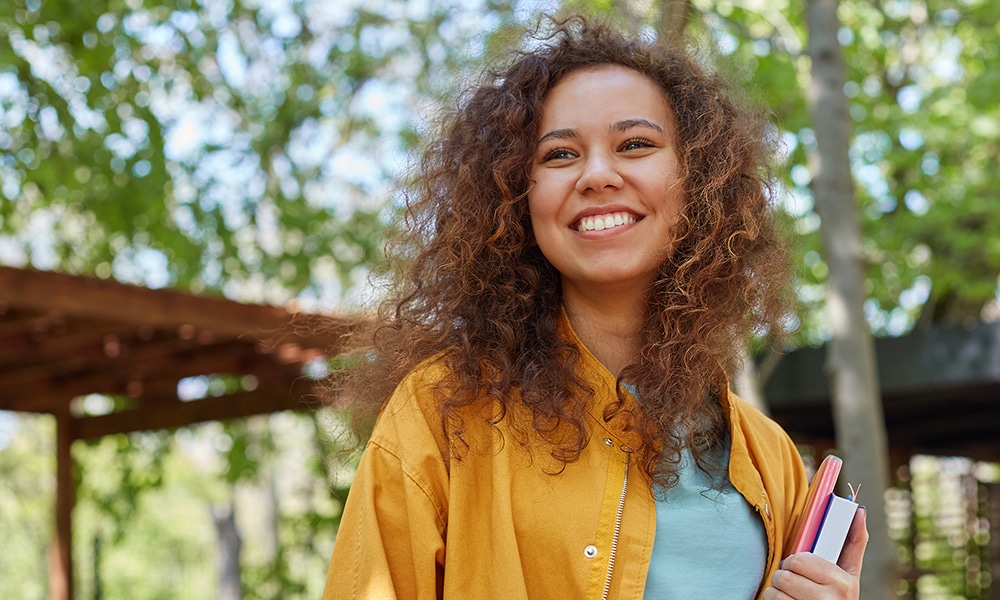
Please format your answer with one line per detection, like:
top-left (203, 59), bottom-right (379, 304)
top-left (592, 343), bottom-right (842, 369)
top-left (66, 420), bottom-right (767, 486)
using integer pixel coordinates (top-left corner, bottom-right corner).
top-left (788, 455), bottom-right (843, 555)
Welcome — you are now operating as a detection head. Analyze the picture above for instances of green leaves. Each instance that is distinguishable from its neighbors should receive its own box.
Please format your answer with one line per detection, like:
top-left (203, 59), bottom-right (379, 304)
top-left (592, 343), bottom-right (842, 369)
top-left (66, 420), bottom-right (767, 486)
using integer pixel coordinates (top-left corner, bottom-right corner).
top-left (839, 0), bottom-right (1000, 327)
top-left (702, 0), bottom-right (1000, 337)
top-left (1, 0), bottom-right (523, 303)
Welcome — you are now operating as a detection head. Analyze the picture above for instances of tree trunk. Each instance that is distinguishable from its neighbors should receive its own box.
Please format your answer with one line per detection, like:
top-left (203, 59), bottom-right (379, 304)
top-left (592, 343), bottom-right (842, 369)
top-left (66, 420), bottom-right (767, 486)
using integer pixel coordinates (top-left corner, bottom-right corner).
top-left (211, 499), bottom-right (243, 600)
top-left (93, 535), bottom-right (102, 600)
top-left (804, 0), bottom-right (896, 598)
top-left (263, 466), bottom-right (280, 565)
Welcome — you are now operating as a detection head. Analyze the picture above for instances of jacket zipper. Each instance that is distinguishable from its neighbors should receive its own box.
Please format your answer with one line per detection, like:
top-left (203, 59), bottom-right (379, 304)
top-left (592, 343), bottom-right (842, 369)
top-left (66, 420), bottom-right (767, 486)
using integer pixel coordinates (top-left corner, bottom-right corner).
top-left (601, 448), bottom-right (631, 600)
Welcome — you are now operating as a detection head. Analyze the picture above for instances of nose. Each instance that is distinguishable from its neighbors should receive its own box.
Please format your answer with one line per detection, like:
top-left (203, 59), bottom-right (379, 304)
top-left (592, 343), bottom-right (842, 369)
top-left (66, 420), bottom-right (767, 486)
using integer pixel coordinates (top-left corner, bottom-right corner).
top-left (575, 152), bottom-right (624, 194)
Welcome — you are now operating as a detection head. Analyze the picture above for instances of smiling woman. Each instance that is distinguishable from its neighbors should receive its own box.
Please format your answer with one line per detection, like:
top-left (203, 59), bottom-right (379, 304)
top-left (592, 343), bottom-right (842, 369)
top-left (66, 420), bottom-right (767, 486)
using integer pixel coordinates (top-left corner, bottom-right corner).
top-left (322, 16), bottom-right (868, 600)
top-left (528, 65), bottom-right (685, 363)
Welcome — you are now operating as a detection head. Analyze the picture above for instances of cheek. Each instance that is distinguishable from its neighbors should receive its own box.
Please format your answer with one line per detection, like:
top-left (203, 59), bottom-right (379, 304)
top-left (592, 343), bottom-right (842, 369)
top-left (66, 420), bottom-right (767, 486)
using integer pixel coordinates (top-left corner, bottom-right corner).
top-left (526, 186), bottom-right (556, 224)
top-left (526, 168), bottom-right (568, 209)
top-left (525, 197), bottom-right (560, 252)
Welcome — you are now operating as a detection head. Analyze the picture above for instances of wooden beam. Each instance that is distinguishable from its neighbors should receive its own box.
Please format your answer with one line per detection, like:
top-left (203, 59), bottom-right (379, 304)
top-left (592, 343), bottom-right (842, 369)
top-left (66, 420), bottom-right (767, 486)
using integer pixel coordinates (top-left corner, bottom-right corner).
top-left (0, 266), bottom-right (355, 345)
top-left (0, 336), bottom-right (330, 413)
top-left (889, 409), bottom-right (1000, 445)
top-left (0, 338), bottom-right (260, 401)
top-left (766, 320), bottom-right (1000, 408)
top-left (0, 310), bottom-right (56, 338)
top-left (76, 378), bottom-right (323, 439)
top-left (0, 319), bottom-right (135, 365)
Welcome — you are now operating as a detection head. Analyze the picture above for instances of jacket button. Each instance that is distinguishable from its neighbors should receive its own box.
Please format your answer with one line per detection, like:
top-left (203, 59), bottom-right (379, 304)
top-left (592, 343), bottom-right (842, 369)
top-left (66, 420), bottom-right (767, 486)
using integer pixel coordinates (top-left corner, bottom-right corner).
top-left (584, 545), bottom-right (599, 559)
top-left (765, 503), bottom-right (772, 520)
top-left (603, 438), bottom-right (614, 447)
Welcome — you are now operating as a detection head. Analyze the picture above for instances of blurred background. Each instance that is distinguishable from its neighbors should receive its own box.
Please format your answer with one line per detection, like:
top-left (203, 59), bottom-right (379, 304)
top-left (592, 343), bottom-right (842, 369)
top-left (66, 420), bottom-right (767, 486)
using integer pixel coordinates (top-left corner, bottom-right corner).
top-left (1, 0), bottom-right (998, 598)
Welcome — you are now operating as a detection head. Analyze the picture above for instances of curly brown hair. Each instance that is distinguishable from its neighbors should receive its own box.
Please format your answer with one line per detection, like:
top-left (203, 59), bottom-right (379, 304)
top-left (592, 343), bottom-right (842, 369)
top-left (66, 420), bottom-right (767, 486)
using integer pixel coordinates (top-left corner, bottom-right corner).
top-left (328, 16), bottom-right (790, 490)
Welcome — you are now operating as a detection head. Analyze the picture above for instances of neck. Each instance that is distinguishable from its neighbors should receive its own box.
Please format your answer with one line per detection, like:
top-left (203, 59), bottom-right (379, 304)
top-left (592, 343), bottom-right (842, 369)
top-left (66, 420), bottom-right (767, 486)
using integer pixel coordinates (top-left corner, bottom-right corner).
top-left (562, 283), bottom-right (647, 378)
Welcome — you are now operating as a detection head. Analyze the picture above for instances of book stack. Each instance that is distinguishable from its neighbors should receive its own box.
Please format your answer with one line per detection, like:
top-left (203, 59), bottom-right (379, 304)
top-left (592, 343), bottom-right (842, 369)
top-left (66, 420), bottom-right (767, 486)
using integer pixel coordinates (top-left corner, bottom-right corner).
top-left (788, 455), bottom-right (860, 563)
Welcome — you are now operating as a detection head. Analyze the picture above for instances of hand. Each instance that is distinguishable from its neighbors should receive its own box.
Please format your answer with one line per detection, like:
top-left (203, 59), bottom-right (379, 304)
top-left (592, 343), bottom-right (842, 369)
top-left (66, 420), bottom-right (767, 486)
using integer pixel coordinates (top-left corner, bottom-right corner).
top-left (762, 506), bottom-right (869, 600)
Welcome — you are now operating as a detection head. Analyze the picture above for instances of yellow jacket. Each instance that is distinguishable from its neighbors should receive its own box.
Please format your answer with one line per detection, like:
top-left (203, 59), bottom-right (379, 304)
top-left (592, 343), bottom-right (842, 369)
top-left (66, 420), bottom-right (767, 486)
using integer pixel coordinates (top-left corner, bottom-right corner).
top-left (324, 322), bottom-right (809, 600)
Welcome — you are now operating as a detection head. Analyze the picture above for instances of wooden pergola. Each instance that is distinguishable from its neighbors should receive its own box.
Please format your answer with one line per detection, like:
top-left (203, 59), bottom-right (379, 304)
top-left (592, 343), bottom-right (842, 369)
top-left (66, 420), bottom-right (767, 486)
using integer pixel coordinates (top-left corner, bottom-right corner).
top-left (764, 319), bottom-right (1000, 464)
top-left (0, 266), bottom-right (356, 600)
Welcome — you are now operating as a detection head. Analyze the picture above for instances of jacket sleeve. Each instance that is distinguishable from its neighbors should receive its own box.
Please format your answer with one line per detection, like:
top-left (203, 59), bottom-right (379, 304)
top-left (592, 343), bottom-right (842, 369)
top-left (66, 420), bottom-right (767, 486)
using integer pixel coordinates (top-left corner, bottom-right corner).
top-left (323, 373), bottom-right (451, 600)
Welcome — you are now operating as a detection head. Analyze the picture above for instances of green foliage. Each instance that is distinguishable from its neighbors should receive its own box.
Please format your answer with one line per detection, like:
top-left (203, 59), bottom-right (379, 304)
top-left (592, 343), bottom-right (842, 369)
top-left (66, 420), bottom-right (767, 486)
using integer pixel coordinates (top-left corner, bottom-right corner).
top-left (0, 414), bottom-right (53, 599)
top-left (686, 0), bottom-right (1000, 342)
top-left (0, 0), bottom-right (522, 304)
top-left (76, 430), bottom-right (171, 542)
top-left (239, 412), bottom-right (353, 600)
top-left (66, 413), bottom-right (353, 600)
top-left (5, 0), bottom-right (989, 329)
top-left (839, 0), bottom-right (1000, 329)
top-left (74, 428), bottom-right (218, 600)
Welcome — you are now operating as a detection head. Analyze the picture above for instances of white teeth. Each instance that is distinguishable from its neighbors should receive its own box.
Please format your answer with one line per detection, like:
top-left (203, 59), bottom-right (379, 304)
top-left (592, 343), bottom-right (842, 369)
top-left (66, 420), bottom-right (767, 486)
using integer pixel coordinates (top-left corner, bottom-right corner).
top-left (576, 212), bottom-right (637, 232)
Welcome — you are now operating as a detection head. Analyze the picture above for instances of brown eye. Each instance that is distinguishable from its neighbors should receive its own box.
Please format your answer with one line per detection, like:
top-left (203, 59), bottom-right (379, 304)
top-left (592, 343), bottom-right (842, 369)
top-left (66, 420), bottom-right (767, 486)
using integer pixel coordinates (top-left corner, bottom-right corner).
top-left (543, 147), bottom-right (576, 161)
top-left (619, 138), bottom-right (654, 152)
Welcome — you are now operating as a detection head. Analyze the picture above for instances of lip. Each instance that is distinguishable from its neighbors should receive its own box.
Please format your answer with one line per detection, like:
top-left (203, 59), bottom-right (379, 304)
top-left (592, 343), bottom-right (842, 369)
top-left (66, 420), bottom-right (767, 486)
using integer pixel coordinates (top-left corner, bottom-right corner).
top-left (569, 205), bottom-right (644, 232)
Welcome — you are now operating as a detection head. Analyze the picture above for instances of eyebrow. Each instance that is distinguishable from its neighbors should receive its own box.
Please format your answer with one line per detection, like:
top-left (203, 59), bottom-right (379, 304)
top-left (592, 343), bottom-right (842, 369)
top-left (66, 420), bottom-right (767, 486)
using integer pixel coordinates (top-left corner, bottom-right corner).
top-left (612, 118), bottom-right (663, 134)
top-left (537, 127), bottom-right (580, 144)
top-left (537, 118), bottom-right (664, 144)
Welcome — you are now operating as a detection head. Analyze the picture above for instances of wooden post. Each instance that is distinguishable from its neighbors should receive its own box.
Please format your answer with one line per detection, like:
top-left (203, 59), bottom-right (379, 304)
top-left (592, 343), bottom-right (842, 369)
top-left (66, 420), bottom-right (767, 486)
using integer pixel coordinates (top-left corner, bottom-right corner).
top-left (49, 406), bottom-right (75, 600)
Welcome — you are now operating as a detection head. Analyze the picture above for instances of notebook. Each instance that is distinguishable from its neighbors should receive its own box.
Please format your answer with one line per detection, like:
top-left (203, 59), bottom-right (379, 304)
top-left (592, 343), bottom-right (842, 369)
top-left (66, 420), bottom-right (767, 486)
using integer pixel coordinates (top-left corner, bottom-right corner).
top-left (787, 454), bottom-right (859, 563)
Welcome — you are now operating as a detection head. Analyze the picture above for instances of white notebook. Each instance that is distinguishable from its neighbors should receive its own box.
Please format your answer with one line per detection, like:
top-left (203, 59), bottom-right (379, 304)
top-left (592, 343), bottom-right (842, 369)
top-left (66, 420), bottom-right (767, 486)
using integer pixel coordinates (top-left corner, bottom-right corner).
top-left (811, 493), bottom-right (859, 562)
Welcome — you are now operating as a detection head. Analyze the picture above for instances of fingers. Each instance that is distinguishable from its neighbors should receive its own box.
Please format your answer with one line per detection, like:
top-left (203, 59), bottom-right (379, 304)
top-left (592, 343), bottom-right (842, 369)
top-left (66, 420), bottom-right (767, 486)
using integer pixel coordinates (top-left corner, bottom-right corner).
top-left (763, 507), bottom-right (868, 599)
top-left (761, 584), bottom-right (795, 600)
top-left (837, 506), bottom-right (869, 577)
top-left (762, 558), bottom-right (823, 599)
top-left (764, 552), bottom-right (860, 600)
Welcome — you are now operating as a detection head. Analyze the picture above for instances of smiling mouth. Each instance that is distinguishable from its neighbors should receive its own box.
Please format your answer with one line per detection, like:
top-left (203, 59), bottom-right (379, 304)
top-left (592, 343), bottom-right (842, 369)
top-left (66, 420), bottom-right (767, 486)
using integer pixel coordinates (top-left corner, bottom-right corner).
top-left (575, 212), bottom-right (638, 232)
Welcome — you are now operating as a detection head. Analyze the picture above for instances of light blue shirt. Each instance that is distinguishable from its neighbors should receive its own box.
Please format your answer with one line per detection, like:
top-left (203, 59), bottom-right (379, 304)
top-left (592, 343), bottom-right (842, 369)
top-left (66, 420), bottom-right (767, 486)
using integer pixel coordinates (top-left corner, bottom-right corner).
top-left (642, 444), bottom-right (768, 599)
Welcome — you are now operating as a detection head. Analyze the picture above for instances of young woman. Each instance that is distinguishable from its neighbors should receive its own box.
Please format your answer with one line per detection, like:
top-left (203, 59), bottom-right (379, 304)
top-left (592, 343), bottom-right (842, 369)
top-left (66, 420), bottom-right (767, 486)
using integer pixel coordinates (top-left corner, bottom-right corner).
top-left (323, 17), bottom-right (868, 600)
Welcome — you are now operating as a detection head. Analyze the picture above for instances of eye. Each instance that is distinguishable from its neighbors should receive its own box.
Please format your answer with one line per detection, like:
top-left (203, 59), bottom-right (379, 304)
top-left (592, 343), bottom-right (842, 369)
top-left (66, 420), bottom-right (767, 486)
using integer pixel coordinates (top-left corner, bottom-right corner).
top-left (619, 137), bottom-right (655, 152)
top-left (542, 147), bottom-right (576, 162)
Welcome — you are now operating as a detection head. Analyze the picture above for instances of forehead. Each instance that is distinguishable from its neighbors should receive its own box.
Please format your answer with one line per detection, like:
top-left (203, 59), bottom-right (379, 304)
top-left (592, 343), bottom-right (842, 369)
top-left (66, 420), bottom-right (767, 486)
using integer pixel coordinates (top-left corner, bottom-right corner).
top-left (540, 65), bottom-right (673, 125)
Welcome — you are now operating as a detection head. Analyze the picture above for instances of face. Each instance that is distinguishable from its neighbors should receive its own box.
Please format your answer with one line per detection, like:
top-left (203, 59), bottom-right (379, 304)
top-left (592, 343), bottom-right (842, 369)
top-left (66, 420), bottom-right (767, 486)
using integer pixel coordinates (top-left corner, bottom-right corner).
top-left (527, 65), bottom-right (685, 300)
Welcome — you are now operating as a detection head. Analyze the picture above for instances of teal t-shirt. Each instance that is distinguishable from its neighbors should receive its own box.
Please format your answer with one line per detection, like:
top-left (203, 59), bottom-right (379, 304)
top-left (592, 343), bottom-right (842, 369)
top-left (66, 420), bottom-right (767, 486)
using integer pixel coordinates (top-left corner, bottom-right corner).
top-left (642, 444), bottom-right (767, 599)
